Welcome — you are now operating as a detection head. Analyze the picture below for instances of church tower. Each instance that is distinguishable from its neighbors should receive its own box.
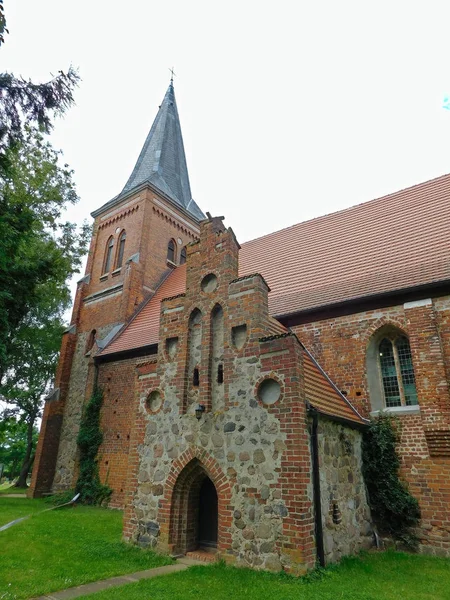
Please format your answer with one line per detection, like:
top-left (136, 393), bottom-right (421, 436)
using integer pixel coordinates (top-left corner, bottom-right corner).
top-left (29, 81), bottom-right (204, 497)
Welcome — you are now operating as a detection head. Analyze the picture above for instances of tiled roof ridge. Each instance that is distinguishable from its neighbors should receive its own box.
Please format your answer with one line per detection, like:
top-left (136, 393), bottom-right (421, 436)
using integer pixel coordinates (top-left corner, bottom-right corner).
top-left (259, 332), bottom-right (293, 342)
top-left (161, 292), bottom-right (186, 302)
top-left (242, 172), bottom-right (450, 247)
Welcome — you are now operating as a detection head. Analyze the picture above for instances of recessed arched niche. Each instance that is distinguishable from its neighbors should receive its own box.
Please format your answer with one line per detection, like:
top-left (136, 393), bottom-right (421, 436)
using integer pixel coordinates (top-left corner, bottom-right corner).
top-left (232, 324), bottom-right (247, 350)
top-left (201, 273), bottom-right (218, 293)
top-left (146, 390), bottom-right (162, 413)
top-left (258, 378), bottom-right (281, 405)
top-left (166, 337), bottom-right (178, 359)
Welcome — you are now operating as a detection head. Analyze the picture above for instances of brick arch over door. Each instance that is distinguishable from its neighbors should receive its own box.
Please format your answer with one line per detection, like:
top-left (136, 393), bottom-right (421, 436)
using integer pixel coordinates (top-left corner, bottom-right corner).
top-left (159, 448), bottom-right (232, 556)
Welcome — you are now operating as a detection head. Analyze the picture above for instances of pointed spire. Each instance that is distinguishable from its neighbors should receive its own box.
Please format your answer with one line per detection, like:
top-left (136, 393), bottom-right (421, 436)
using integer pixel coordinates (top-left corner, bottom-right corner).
top-left (119, 82), bottom-right (204, 220)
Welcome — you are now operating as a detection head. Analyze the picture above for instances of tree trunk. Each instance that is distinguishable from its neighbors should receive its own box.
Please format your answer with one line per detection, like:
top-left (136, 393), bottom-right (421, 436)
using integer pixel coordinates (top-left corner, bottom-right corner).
top-left (14, 419), bottom-right (34, 488)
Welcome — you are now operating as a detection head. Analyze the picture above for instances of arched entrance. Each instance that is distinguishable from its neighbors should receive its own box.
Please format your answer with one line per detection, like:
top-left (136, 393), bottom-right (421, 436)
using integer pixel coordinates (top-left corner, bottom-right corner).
top-left (169, 459), bottom-right (218, 555)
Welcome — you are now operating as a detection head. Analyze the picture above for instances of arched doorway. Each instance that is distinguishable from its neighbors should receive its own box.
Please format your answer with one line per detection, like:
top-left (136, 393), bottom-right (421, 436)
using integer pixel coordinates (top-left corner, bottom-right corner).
top-left (169, 459), bottom-right (218, 555)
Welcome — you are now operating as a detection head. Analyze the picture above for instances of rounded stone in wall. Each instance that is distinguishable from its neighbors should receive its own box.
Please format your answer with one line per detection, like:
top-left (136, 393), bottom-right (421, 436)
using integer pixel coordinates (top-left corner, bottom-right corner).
top-left (146, 390), bottom-right (162, 413)
top-left (258, 378), bottom-right (281, 405)
top-left (201, 273), bottom-right (218, 293)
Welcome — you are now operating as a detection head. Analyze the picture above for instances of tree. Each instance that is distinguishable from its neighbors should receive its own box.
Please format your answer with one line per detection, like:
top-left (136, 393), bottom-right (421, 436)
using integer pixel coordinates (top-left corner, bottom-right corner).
top-left (0, 129), bottom-right (90, 486)
top-left (0, 127), bottom-right (90, 380)
top-left (1, 298), bottom-right (64, 487)
top-left (0, 416), bottom-right (39, 481)
top-left (0, 2), bottom-right (80, 173)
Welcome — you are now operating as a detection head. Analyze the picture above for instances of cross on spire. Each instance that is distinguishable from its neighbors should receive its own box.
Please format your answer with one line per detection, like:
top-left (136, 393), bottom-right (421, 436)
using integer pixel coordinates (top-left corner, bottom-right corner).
top-left (169, 66), bottom-right (176, 84)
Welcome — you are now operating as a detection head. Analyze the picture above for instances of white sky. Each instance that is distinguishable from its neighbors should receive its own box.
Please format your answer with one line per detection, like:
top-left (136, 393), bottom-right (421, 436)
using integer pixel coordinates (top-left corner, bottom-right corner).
top-left (3, 0), bottom-right (450, 246)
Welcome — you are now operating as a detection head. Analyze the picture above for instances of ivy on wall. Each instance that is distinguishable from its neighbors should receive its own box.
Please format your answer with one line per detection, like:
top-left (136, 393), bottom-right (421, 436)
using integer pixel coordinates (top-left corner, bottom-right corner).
top-left (362, 413), bottom-right (420, 548)
top-left (75, 387), bottom-right (112, 505)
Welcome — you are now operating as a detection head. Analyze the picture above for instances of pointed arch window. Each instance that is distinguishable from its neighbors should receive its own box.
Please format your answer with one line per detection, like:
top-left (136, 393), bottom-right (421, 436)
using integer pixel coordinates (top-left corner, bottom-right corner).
top-left (367, 328), bottom-right (419, 411)
top-left (167, 239), bottom-right (176, 263)
top-left (379, 335), bottom-right (418, 407)
top-left (116, 230), bottom-right (126, 268)
top-left (180, 246), bottom-right (187, 265)
top-left (103, 237), bottom-right (114, 274)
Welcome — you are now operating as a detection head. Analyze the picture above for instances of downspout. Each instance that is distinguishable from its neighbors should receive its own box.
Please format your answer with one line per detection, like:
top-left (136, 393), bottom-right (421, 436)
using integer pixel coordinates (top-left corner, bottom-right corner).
top-left (309, 405), bottom-right (325, 567)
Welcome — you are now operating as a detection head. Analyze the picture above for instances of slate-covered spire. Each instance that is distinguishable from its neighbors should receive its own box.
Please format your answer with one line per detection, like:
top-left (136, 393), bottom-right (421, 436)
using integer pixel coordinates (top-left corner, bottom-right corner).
top-left (120, 82), bottom-right (204, 220)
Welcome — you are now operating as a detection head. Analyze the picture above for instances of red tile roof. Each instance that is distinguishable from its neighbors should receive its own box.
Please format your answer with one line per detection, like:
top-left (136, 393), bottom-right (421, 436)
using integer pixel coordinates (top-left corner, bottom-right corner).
top-left (303, 349), bottom-right (366, 425)
top-left (240, 173), bottom-right (450, 317)
top-left (102, 173), bottom-right (450, 357)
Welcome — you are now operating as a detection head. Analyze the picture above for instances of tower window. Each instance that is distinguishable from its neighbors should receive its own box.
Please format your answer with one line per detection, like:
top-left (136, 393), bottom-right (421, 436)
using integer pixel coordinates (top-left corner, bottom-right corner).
top-left (180, 246), bottom-right (187, 265)
top-left (217, 364), bottom-right (224, 384)
top-left (103, 237), bottom-right (114, 274)
top-left (167, 239), bottom-right (176, 263)
top-left (116, 230), bottom-right (126, 268)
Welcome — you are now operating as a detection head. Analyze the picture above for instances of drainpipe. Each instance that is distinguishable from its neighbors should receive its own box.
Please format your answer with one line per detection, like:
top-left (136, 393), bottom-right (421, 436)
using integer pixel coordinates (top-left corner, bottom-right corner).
top-left (309, 406), bottom-right (325, 567)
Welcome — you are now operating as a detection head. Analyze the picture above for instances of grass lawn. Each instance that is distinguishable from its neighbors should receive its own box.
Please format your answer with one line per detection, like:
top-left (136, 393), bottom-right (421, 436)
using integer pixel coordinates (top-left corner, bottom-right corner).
top-left (0, 483), bottom-right (28, 495)
top-left (82, 551), bottom-right (450, 600)
top-left (0, 497), bottom-right (172, 600)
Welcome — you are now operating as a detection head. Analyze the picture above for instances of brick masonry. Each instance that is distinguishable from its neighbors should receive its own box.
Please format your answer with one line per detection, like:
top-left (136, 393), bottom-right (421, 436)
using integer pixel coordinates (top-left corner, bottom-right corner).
top-left (293, 297), bottom-right (450, 555)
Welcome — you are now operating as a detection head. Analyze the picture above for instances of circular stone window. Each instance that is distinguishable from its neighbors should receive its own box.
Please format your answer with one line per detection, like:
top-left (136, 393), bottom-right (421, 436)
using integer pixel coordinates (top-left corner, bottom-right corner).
top-left (201, 273), bottom-right (218, 293)
top-left (146, 390), bottom-right (162, 413)
top-left (258, 378), bottom-right (281, 405)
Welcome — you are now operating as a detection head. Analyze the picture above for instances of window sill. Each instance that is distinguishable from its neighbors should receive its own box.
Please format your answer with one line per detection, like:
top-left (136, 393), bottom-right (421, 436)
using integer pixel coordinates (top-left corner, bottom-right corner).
top-left (111, 268), bottom-right (121, 277)
top-left (370, 405), bottom-right (421, 417)
top-left (166, 259), bottom-right (177, 268)
top-left (100, 273), bottom-right (109, 281)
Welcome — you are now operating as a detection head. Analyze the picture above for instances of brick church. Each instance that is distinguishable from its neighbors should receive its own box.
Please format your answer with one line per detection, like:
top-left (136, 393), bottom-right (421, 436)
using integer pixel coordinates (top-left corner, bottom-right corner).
top-left (29, 81), bottom-right (450, 571)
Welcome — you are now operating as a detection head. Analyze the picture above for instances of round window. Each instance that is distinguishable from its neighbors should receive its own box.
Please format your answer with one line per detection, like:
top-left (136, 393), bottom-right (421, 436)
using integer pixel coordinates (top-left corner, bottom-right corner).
top-left (201, 273), bottom-right (218, 293)
top-left (146, 390), bottom-right (162, 413)
top-left (258, 378), bottom-right (281, 405)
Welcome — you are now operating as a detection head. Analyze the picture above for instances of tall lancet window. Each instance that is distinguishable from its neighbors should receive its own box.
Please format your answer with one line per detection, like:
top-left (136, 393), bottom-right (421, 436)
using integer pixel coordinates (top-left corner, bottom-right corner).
top-left (103, 237), bottom-right (114, 274)
top-left (116, 230), bottom-right (126, 268)
top-left (378, 335), bottom-right (418, 408)
top-left (167, 239), bottom-right (176, 263)
top-left (180, 247), bottom-right (187, 265)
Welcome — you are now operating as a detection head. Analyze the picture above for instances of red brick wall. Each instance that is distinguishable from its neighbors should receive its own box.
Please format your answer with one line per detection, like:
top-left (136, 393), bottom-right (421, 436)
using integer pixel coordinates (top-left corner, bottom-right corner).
top-left (293, 297), bottom-right (450, 554)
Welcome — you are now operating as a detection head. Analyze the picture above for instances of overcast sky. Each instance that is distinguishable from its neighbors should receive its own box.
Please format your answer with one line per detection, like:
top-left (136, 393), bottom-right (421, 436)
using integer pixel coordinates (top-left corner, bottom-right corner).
top-left (3, 1), bottom-right (450, 246)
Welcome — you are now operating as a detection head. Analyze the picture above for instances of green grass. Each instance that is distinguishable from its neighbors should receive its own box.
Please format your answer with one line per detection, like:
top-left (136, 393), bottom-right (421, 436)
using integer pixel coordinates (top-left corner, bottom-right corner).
top-left (0, 483), bottom-right (28, 495)
top-left (82, 552), bottom-right (450, 600)
top-left (0, 497), bottom-right (172, 600)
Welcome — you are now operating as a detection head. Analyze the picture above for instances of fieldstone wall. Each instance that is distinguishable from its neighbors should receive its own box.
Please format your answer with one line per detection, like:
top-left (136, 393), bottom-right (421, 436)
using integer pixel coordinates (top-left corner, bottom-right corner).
top-left (53, 323), bottom-right (119, 491)
top-left (132, 350), bottom-right (299, 572)
top-left (317, 418), bottom-right (373, 563)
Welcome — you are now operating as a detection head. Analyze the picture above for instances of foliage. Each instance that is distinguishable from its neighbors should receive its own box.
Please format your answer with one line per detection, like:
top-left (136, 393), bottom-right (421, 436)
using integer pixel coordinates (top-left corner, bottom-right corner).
top-left (362, 413), bottom-right (421, 548)
top-left (0, 498), bottom-right (171, 600)
top-left (0, 128), bottom-right (90, 486)
top-left (0, 2), bottom-right (79, 170)
top-left (0, 68), bottom-right (80, 170)
top-left (76, 387), bottom-right (112, 505)
top-left (0, 416), bottom-right (38, 479)
top-left (0, 127), bottom-right (91, 378)
top-left (0, 0), bottom-right (6, 47)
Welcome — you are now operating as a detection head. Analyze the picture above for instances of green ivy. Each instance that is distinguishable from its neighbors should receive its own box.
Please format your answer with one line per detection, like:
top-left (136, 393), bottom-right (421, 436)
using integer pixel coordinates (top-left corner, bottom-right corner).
top-left (362, 413), bottom-right (420, 549)
top-left (75, 386), bottom-right (112, 505)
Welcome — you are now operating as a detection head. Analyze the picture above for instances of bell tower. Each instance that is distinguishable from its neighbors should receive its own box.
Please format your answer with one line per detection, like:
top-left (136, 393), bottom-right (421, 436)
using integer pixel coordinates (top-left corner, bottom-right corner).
top-left (29, 81), bottom-right (204, 497)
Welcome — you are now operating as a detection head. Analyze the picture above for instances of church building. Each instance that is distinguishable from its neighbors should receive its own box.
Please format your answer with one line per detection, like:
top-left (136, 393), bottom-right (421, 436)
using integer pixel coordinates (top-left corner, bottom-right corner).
top-left (29, 81), bottom-right (450, 571)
